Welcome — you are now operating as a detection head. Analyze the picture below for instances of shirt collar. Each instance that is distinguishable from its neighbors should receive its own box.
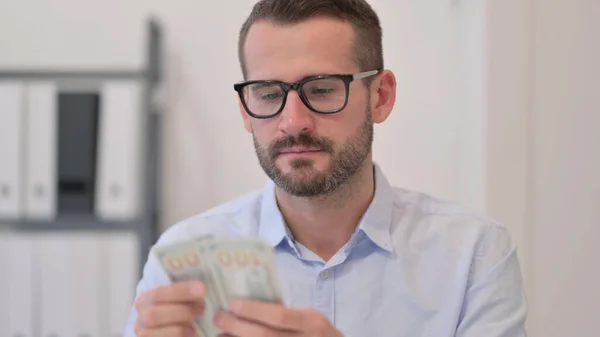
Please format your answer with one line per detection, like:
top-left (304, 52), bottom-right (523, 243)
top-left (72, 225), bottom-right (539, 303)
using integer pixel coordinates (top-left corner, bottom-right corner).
top-left (357, 163), bottom-right (395, 252)
top-left (257, 163), bottom-right (395, 252)
top-left (258, 179), bottom-right (289, 248)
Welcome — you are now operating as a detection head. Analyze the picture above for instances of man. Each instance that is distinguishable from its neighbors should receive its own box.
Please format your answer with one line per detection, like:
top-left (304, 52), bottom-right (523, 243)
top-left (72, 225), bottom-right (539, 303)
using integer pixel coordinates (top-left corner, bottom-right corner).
top-left (127, 0), bottom-right (527, 336)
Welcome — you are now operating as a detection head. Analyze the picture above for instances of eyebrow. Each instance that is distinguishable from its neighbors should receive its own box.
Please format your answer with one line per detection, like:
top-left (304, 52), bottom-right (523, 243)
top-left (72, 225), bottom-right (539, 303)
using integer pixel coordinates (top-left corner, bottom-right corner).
top-left (299, 73), bottom-right (341, 80)
top-left (249, 82), bottom-right (280, 89)
top-left (251, 72), bottom-right (343, 83)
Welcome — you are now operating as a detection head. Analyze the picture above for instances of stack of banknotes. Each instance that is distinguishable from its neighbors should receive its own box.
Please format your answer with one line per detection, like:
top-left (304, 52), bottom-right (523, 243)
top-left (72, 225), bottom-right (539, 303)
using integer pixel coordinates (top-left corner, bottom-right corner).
top-left (153, 236), bottom-right (283, 337)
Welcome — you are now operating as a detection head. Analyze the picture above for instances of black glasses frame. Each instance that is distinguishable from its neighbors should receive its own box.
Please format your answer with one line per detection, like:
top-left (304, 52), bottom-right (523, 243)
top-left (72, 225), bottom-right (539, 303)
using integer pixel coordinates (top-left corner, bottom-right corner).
top-left (233, 69), bottom-right (382, 119)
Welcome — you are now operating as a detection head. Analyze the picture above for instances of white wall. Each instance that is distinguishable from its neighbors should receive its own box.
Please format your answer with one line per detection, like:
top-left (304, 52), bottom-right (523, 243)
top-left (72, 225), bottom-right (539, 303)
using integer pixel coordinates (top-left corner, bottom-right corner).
top-left (486, 0), bottom-right (600, 336)
top-left (371, 0), bottom-right (485, 215)
top-left (531, 1), bottom-right (600, 336)
top-left (485, 0), bottom-right (533, 319)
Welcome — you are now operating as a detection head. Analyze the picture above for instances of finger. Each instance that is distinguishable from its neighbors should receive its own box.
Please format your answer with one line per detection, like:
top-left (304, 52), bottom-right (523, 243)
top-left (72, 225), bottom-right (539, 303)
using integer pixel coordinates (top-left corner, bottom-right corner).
top-left (214, 310), bottom-right (295, 337)
top-left (228, 299), bottom-right (306, 330)
top-left (135, 324), bottom-right (196, 337)
top-left (136, 281), bottom-right (206, 309)
top-left (136, 302), bottom-right (204, 329)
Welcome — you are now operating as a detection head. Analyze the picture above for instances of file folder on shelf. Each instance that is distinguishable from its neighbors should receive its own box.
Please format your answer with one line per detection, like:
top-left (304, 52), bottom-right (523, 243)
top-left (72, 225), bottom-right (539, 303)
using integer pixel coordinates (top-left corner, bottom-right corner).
top-left (72, 233), bottom-right (103, 337)
top-left (95, 81), bottom-right (144, 221)
top-left (25, 82), bottom-right (58, 220)
top-left (57, 93), bottom-right (101, 214)
top-left (106, 232), bottom-right (140, 337)
top-left (0, 230), bottom-right (11, 337)
top-left (0, 82), bottom-right (25, 219)
top-left (39, 233), bottom-right (76, 337)
top-left (7, 233), bottom-right (36, 337)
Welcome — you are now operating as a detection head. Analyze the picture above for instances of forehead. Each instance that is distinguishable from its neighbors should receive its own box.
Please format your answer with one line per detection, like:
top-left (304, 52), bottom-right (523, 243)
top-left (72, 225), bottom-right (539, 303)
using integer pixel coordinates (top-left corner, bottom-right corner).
top-left (243, 17), bottom-right (358, 81)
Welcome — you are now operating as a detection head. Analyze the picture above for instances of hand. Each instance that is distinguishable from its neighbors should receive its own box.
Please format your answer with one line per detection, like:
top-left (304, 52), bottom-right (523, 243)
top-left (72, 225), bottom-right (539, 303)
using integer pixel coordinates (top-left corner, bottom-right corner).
top-left (134, 280), bottom-right (206, 337)
top-left (214, 298), bottom-right (344, 337)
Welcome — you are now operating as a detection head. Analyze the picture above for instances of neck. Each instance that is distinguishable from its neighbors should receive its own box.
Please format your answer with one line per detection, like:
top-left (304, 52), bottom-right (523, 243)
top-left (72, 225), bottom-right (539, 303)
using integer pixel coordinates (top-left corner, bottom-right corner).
top-left (275, 161), bottom-right (376, 262)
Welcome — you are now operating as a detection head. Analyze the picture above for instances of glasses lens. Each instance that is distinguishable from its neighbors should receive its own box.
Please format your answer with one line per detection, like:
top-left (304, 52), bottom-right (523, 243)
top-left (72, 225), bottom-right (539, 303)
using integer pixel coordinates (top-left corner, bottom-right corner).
top-left (243, 83), bottom-right (284, 117)
top-left (302, 78), bottom-right (347, 113)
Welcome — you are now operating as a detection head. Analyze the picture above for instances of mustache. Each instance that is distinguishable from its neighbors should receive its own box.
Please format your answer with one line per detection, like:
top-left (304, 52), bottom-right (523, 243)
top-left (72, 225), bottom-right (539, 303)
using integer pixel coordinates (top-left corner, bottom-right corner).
top-left (269, 133), bottom-right (334, 158)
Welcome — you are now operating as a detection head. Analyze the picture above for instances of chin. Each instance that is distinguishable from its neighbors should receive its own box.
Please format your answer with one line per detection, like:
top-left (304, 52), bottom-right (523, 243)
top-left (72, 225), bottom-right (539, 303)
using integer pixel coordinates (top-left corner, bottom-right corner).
top-left (280, 157), bottom-right (328, 173)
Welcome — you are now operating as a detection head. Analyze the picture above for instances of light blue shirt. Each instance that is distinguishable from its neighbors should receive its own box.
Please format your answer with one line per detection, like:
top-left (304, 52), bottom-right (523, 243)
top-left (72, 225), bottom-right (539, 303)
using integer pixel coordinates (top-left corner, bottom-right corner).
top-left (125, 164), bottom-right (527, 337)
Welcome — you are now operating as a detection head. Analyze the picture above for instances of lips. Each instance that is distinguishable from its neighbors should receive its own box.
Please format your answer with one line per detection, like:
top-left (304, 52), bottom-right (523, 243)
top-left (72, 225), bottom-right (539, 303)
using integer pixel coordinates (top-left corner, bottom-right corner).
top-left (279, 146), bottom-right (321, 154)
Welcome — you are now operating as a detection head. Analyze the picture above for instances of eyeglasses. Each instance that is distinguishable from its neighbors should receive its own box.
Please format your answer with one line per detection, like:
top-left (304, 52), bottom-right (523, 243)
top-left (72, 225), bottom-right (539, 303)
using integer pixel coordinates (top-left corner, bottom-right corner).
top-left (233, 69), bottom-right (382, 119)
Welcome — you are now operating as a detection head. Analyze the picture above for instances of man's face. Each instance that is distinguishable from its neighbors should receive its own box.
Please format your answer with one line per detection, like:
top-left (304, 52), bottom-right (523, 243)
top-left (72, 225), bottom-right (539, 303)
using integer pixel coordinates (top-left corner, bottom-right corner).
top-left (241, 17), bottom-right (374, 197)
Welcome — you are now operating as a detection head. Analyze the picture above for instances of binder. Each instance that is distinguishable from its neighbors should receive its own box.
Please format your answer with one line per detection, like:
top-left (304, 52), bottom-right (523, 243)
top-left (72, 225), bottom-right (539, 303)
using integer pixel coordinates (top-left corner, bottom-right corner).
top-left (0, 82), bottom-right (24, 219)
top-left (72, 233), bottom-right (103, 337)
top-left (106, 232), bottom-right (139, 337)
top-left (25, 82), bottom-right (58, 220)
top-left (0, 230), bottom-right (11, 337)
top-left (7, 233), bottom-right (35, 337)
top-left (95, 81), bottom-right (144, 221)
top-left (57, 93), bottom-right (101, 214)
top-left (39, 233), bottom-right (76, 337)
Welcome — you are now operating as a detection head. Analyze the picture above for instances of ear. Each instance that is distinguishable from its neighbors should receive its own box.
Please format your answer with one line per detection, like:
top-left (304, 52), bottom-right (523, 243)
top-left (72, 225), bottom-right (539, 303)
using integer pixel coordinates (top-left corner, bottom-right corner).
top-left (239, 97), bottom-right (253, 133)
top-left (370, 70), bottom-right (397, 124)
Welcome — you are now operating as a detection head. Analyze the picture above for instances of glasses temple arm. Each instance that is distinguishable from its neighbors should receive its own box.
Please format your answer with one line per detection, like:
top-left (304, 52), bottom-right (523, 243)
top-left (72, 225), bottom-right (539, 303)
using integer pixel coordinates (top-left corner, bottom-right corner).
top-left (352, 69), bottom-right (381, 80)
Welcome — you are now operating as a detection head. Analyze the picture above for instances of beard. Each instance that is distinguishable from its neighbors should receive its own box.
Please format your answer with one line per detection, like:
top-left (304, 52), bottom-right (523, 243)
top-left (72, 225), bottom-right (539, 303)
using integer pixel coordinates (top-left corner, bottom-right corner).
top-left (253, 108), bottom-right (374, 198)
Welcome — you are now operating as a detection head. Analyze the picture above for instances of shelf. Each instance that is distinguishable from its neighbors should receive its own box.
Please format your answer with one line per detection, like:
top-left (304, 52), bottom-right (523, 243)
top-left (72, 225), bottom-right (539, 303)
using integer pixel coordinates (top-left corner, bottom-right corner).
top-left (0, 18), bottom-right (163, 272)
top-left (0, 214), bottom-right (149, 232)
top-left (0, 70), bottom-right (146, 81)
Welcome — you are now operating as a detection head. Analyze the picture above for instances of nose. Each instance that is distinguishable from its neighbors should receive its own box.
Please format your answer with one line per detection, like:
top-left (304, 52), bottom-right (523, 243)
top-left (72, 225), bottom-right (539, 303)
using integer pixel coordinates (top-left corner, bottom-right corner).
top-left (278, 90), bottom-right (316, 136)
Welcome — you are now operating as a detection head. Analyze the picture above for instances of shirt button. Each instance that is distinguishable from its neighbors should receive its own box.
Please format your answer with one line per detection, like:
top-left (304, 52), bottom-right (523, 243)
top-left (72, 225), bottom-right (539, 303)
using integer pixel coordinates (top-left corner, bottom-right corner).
top-left (320, 270), bottom-right (329, 279)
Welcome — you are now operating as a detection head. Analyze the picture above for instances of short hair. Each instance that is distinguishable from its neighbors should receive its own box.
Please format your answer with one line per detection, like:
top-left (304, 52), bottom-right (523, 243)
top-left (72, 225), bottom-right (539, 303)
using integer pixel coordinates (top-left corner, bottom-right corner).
top-left (238, 0), bottom-right (384, 80)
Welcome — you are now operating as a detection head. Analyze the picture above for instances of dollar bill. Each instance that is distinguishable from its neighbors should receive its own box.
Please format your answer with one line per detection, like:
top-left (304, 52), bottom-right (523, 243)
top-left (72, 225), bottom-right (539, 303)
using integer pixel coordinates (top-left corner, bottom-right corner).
top-left (202, 238), bottom-right (283, 311)
top-left (153, 236), bottom-right (282, 336)
top-left (153, 238), bottom-right (222, 337)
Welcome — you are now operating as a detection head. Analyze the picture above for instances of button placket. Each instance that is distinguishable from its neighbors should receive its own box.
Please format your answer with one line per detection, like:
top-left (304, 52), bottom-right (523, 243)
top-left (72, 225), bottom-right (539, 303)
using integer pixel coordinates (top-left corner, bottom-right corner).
top-left (314, 267), bottom-right (335, 324)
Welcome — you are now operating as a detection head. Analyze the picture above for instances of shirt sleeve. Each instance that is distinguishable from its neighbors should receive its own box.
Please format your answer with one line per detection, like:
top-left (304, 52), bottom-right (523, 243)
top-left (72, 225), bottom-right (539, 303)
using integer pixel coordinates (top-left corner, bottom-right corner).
top-left (455, 223), bottom-right (528, 337)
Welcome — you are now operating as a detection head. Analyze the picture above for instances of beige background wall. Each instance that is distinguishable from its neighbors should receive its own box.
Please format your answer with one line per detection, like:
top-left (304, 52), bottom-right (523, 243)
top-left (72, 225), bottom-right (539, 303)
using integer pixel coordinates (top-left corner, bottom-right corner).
top-left (487, 1), bottom-right (600, 335)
